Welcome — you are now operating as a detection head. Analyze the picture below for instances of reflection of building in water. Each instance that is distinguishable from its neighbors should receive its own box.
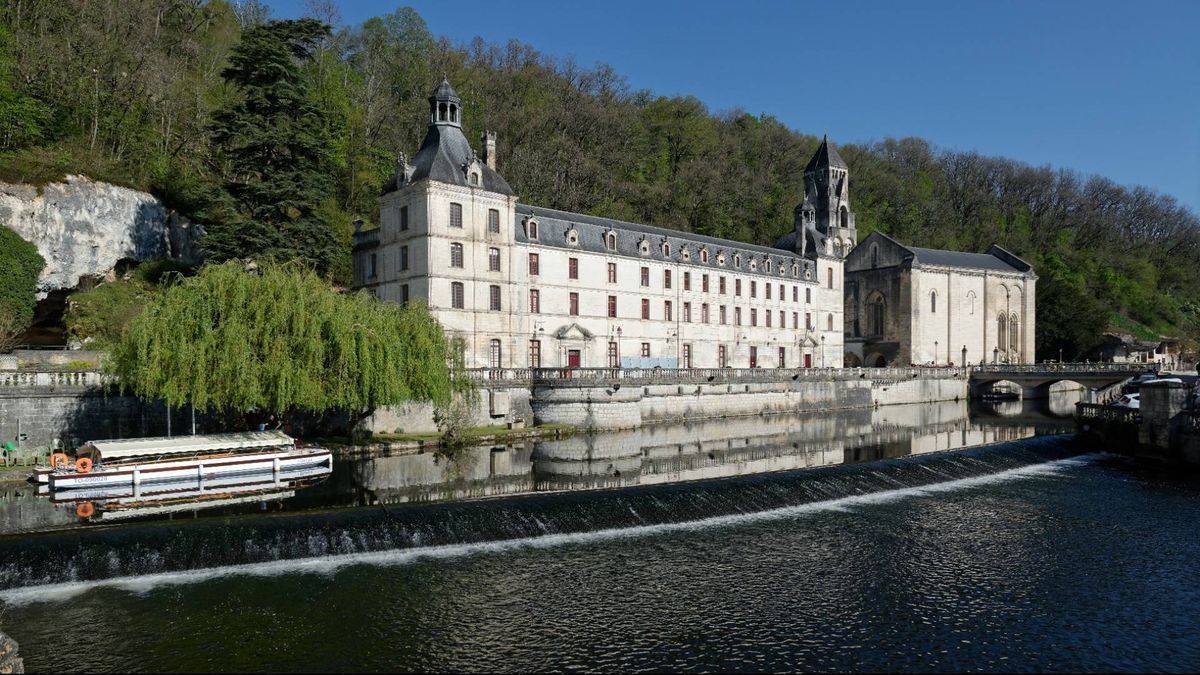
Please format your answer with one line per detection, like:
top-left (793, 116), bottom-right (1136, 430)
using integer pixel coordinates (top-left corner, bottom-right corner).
top-left (347, 445), bottom-right (534, 505)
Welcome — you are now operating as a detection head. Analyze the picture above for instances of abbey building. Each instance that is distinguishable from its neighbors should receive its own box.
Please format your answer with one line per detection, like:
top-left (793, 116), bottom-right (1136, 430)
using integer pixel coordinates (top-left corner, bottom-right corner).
top-left (353, 79), bottom-right (850, 369)
top-left (353, 79), bottom-right (1036, 369)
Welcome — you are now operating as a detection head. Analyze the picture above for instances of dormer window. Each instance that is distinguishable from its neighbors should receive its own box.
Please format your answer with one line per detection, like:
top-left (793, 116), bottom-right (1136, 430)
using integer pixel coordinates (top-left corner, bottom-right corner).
top-left (765, 259), bottom-right (772, 273)
top-left (734, 254), bottom-right (741, 268)
top-left (792, 264), bottom-right (799, 276)
top-left (700, 248), bottom-right (709, 263)
top-left (717, 252), bottom-right (726, 266)
top-left (662, 242), bottom-right (671, 257)
top-left (639, 239), bottom-right (650, 256)
top-left (469, 172), bottom-right (480, 186)
top-left (681, 247), bottom-right (691, 261)
top-left (605, 231), bottom-right (617, 251)
top-left (527, 219), bottom-right (539, 239)
top-left (749, 259), bottom-right (757, 271)
top-left (567, 228), bottom-right (579, 246)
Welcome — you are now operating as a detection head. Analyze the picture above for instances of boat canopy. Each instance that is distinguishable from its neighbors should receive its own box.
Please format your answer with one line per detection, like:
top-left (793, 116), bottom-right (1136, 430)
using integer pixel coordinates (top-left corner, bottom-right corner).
top-left (78, 431), bottom-right (294, 461)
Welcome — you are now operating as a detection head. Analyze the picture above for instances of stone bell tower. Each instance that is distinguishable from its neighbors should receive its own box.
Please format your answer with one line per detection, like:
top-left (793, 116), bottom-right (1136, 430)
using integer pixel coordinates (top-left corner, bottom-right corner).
top-left (803, 135), bottom-right (857, 257)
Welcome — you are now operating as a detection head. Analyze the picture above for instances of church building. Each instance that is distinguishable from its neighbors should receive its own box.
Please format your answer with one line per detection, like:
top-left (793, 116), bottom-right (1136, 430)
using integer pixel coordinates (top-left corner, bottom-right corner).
top-left (352, 79), bottom-right (852, 369)
top-left (842, 232), bottom-right (1036, 367)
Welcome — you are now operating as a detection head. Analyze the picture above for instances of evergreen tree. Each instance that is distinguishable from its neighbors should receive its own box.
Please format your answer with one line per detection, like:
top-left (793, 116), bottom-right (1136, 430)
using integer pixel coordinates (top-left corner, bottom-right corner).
top-left (0, 225), bottom-right (45, 350)
top-left (204, 18), bottom-right (343, 277)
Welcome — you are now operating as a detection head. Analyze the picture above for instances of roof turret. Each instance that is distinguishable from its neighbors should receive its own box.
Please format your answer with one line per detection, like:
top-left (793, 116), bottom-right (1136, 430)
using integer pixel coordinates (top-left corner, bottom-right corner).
top-left (804, 134), bottom-right (848, 172)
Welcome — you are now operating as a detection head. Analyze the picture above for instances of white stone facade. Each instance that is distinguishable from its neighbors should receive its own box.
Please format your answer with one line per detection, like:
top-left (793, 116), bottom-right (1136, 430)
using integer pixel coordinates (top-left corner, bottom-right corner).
top-left (843, 232), bottom-right (1036, 366)
top-left (353, 81), bottom-right (849, 370)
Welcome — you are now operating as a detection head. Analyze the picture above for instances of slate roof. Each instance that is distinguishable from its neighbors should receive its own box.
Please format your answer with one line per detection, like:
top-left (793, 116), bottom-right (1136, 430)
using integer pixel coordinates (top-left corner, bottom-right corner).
top-left (804, 135), bottom-right (847, 172)
top-left (906, 247), bottom-right (1025, 273)
top-left (382, 123), bottom-right (514, 195)
top-left (515, 204), bottom-right (817, 281)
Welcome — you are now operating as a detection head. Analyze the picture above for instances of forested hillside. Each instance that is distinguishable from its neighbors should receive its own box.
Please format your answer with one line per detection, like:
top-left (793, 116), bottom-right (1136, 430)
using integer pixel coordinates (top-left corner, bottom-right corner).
top-left (2, 0), bottom-right (1197, 359)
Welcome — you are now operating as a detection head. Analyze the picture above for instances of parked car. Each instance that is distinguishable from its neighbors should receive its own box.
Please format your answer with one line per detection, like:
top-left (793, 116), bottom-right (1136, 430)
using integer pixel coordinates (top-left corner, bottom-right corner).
top-left (1114, 393), bottom-right (1140, 409)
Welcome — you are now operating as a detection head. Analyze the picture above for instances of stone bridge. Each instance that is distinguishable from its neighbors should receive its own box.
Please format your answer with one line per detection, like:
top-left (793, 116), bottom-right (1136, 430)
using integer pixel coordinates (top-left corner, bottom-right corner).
top-left (969, 363), bottom-right (1153, 401)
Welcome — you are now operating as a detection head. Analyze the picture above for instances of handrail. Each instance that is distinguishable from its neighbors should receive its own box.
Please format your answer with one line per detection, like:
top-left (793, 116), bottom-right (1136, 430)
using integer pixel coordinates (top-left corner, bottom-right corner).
top-left (465, 366), bottom-right (968, 386)
top-left (1075, 402), bottom-right (1142, 424)
top-left (0, 370), bottom-right (109, 388)
top-left (975, 363), bottom-right (1153, 374)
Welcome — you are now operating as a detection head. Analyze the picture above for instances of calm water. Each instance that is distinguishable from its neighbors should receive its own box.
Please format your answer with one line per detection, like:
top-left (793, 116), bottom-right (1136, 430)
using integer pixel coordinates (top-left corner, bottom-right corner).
top-left (5, 397), bottom-right (1198, 672)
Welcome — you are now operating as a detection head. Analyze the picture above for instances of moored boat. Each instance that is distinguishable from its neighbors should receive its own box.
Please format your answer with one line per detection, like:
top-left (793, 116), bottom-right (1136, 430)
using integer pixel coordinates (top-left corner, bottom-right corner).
top-left (31, 431), bottom-right (333, 490)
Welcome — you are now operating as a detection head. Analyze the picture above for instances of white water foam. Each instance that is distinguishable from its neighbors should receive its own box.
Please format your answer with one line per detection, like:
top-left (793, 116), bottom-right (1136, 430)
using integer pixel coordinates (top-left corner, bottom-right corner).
top-left (0, 454), bottom-right (1097, 606)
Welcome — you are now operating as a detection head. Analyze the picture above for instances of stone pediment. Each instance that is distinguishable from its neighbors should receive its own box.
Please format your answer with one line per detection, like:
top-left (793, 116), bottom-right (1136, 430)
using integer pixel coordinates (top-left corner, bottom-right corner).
top-left (553, 323), bottom-right (594, 340)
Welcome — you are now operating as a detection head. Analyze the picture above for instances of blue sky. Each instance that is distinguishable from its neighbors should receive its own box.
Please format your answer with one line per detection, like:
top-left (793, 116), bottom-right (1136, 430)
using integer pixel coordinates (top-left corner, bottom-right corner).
top-left (266, 0), bottom-right (1200, 213)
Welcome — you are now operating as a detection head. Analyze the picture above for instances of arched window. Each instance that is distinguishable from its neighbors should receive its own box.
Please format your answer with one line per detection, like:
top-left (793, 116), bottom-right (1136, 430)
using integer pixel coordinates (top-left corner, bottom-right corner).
top-left (840, 206), bottom-right (849, 228)
top-left (734, 254), bottom-right (741, 268)
top-left (871, 245), bottom-right (879, 269)
top-left (930, 290), bottom-right (937, 313)
top-left (605, 232), bottom-right (616, 250)
top-left (700, 249), bottom-right (709, 263)
top-left (868, 294), bottom-right (886, 336)
top-left (966, 290), bottom-right (976, 315)
top-left (469, 172), bottom-right (480, 186)
top-left (662, 242), bottom-right (671, 257)
top-left (998, 314), bottom-right (1008, 352)
top-left (827, 314), bottom-right (834, 331)
top-left (765, 259), bottom-right (772, 273)
top-left (438, 102), bottom-right (447, 121)
top-left (1009, 314), bottom-right (1020, 357)
top-left (527, 220), bottom-right (538, 239)
top-left (449, 104), bottom-right (457, 123)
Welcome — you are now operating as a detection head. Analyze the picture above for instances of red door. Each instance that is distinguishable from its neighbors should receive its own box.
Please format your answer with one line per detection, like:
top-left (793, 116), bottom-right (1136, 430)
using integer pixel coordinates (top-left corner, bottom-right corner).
top-left (804, 354), bottom-right (812, 368)
top-left (567, 350), bottom-right (581, 368)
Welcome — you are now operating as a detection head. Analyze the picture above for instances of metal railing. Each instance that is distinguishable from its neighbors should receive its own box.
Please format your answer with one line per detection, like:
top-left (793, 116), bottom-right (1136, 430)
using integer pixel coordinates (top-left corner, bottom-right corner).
top-left (465, 366), bottom-right (968, 386)
top-left (1075, 402), bottom-right (1142, 424)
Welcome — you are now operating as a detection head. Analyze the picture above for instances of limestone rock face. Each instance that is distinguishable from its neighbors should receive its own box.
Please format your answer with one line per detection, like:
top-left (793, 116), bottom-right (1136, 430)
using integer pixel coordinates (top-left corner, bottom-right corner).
top-left (0, 175), bottom-right (203, 297)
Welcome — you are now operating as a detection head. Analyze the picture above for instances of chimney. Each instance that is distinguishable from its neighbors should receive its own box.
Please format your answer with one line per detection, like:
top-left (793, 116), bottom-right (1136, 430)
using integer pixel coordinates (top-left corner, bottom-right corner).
top-left (482, 131), bottom-right (497, 170)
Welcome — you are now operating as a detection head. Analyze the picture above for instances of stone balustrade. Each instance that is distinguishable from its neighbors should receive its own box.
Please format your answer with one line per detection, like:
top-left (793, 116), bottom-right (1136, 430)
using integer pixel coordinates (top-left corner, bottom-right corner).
top-left (467, 366), bottom-right (969, 387)
top-left (0, 370), bottom-right (108, 389)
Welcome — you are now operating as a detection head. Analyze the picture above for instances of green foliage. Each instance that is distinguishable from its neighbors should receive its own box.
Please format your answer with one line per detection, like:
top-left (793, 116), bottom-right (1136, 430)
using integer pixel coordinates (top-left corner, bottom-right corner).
top-left (0, 225), bottom-right (45, 339)
top-left (111, 261), bottom-right (465, 418)
top-left (3, 3), bottom-right (1199, 354)
top-left (203, 18), bottom-right (343, 277)
top-left (64, 278), bottom-right (156, 350)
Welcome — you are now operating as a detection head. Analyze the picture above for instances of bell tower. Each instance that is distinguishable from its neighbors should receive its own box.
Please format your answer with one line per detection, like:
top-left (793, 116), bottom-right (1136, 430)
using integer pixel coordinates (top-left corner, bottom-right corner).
top-left (428, 77), bottom-right (462, 129)
top-left (803, 135), bottom-right (857, 257)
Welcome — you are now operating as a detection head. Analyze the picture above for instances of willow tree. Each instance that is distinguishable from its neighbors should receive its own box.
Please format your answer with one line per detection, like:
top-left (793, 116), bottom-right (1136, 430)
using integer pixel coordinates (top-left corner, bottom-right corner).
top-left (112, 261), bottom-right (465, 429)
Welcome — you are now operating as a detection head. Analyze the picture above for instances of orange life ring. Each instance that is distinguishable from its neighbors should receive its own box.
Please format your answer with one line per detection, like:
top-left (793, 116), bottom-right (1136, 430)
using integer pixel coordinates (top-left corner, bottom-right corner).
top-left (75, 501), bottom-right (95, 518)
top-left (75, 457), bottom-right (93, 473)
top-left (50, 453), bottom-right (69, 469)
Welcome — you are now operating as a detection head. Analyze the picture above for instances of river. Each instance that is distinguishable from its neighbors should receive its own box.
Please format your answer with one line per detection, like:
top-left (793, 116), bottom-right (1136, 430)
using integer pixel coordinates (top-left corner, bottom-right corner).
top-left (2, 397), bottom-right (1198, 672)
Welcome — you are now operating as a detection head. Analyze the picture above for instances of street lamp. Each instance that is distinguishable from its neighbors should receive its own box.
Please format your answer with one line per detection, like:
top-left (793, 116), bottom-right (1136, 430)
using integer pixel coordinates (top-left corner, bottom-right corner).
top-left (820, 334), bottom-right (826, 368)
top-left (934, 340), bottom-right (939, 366)
top-left (962, 345), bottom-right (968, 367)
top-left (993, 346), bottom-right (999, 364)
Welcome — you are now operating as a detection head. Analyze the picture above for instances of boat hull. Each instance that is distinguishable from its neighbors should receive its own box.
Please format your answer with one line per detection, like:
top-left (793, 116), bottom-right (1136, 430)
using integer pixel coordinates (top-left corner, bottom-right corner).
top-left (47, 449), bottom-right (332, 490)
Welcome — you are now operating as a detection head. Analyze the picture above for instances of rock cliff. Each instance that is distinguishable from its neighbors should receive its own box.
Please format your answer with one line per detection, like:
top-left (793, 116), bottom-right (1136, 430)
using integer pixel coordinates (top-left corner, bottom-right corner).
top-left (0, 175), bottom-right (202, 297)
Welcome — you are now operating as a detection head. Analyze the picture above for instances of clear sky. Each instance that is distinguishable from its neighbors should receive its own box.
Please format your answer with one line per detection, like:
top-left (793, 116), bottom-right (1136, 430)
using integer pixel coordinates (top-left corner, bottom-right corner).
top-left (265, 0), bottom-right (1200, 213)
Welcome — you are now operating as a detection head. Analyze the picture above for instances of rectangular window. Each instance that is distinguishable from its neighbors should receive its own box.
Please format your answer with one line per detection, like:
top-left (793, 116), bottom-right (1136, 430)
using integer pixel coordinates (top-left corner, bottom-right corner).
top-left (751, 308), bottom-right (758, 326)
top-left (640, 266), bottom-right (649, 287)
top-left (683, 272), bottom-right (691, 291)
top-left (487, 208), bottom-right (500, 233)
top-left (489, 339), bottom-right (501, 369)
top-left (779, 310), bottom-right (785, 328)
top-left (827, 267), bottom-right (834, 289)
top-left (735, 307), bottom-right (742, 326)
top-left (718, 345), bottom-right (727, 368)
top-left (489, 284), bottom-right (501, 311)
top-left (529, 289), bottom-right (540, 313)
top-left (735, 279), bottom-right (742, 296)
top-left (720, 305), bottom-right (727, 324)
top-left (806, 288), bottom-right (811, 304)
top-left (568, 292), bottom-right (579, 316)
top-left (793, 312), bottom-right (798, 329)
top-left (399, 205), bottom-right (409, 231)
top-left (400, 284), bottom-right (409, 305)
top-left (641, 342), bottom-right (650, 358)
top-left (751, 280), bottom-right (757, 298)
top-left (750, 346), bottom-right (758, 368)
top-left (529, 339), bottom-right (541, 368)
top-left (664, 300), bottom-right (673, 322)
top-left (806, 312), bottom-right (813, 330)
top-left (528, 221), bottom-right (539, 239)
top-left (607, 295), bottom-right (617, 318)
top-left (701, 303), bottom-right (709, 324)
top-left (368, 253), bottom-right (377, 279)
top-left (450, 242), bottom-right (463, 268)
top-left (779, 284), bottom-right (784, 301)
top-left (529, 253), bottom-right (539, 275)
top-left (451, 281), bottom-right (464, 309)
top-left (488, 247), bottom-right (501, 272)
top-left (719, 276), bottom-right (726, 294)
top-left (664, 270), bottom-right (672, 289)
top-left (641, 298), bottom-right (650, 320)
top-left (682, 343), bottom-right (692, 369)
top-left (683, 302), bottom-right (692, 323)
top-left (778, 346), bottom-right (786, 368)
top-left (793, 286), bottom-right (798, 302)
top-left (607, 341), bottom-right (619, 368)
top-left (766, 310), bottom-right (772, 327)
top-left (569, 257), bottom-right (579, 280)
top-left (449, 202), bottom-right (463, 228)
top-left (702, 274), bottom-right (709, 293)
top-left (399, 246), bottom-right (409, 271)
top-left (608, 262), bottom-right (617, 284)
top-left (766, 283), bottom-right (772, 300)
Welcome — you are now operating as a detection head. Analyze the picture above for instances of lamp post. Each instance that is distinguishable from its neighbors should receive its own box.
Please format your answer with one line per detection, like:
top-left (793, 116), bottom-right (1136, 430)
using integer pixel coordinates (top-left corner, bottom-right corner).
top-left (820, 335), bottom-right (826, 368)
top-left (616, 326), bottom-right (622, 369)
top-left (934, 340), bottom-right (939, 366)
top-left (993, 347), bottom-right (999, 364)
top-left (962, 345), bottom-right (968, 368)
